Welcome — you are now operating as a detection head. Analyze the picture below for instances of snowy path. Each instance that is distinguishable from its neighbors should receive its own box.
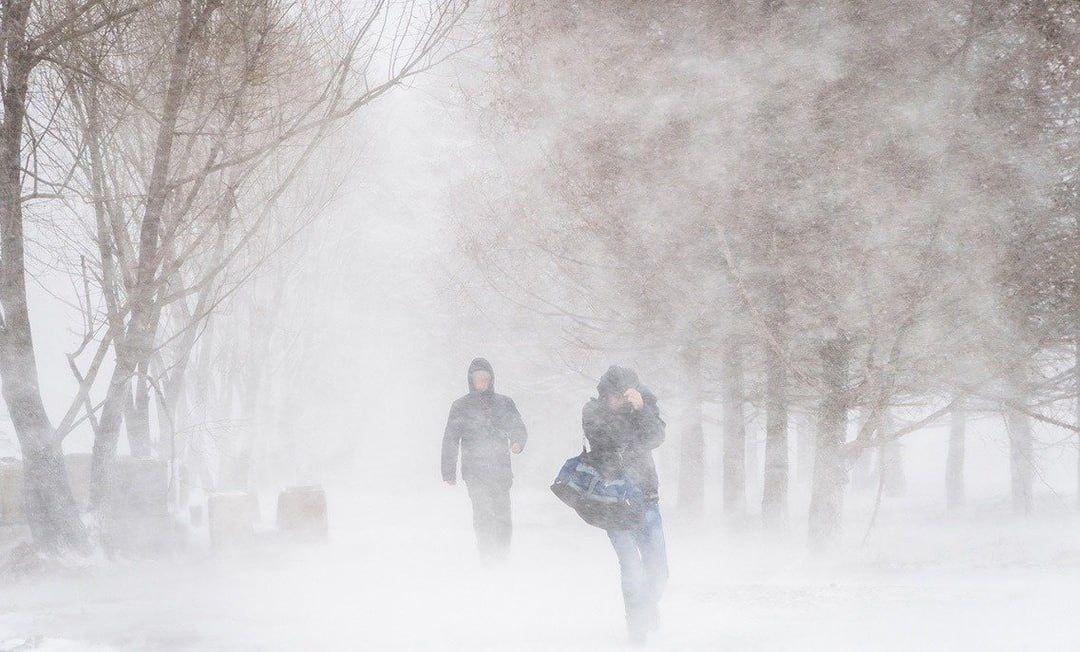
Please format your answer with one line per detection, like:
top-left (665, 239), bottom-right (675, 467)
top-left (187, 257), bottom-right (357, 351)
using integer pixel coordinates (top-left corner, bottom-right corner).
top-left (1, 487), bottom-right (1078, 651)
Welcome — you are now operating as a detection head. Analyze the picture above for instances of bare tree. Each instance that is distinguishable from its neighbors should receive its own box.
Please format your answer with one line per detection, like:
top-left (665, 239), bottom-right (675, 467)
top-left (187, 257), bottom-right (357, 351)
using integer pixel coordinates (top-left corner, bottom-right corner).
top-left (0, 0), bottom-right (151, 552)
top-left (52, 0), bottom-right (472, 513)
top-left (0, 0), bottom-right (470, 551)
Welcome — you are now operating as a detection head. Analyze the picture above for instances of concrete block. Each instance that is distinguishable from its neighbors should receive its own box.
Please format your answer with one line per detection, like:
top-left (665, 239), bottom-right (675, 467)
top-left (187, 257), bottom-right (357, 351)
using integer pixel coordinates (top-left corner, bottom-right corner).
top-left (64, 453), bottom-right (92, 512)
top-left (276, 485), bottom-right (327, 540)
top-left (100, 457), bottom-right (170, 557)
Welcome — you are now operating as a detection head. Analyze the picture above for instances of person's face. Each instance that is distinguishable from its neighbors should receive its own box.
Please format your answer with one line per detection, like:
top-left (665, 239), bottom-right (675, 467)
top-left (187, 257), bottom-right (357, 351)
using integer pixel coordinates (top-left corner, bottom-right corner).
top-left (606, 391), bottom-right (629, 413)
top-left (471, 370), bottom-right (492, 392)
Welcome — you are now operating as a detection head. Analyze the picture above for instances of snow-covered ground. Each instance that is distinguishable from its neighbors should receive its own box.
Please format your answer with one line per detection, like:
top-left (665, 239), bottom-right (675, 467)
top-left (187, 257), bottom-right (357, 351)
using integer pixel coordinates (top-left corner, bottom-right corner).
top-left (1, 484), bottom-right (1078, 651)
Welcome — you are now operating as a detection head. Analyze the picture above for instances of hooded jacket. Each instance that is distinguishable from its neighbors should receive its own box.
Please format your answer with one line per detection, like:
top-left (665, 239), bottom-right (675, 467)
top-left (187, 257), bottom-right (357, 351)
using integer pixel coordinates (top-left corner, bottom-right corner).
top-left (582, 366), bottom-right (666, 505)
top-left (441, 358), bottom-right (528, 488)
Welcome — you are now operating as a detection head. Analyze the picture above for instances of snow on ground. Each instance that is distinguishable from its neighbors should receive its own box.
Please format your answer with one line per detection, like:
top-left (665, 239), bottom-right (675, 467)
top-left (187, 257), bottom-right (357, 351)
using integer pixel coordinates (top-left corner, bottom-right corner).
top-left (1, 485), bottom-right (1078, 651)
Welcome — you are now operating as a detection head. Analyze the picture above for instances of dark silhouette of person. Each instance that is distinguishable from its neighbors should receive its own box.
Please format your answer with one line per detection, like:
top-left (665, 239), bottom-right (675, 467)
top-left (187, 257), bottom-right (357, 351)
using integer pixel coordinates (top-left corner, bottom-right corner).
top-left (583, 365), bottom-right (668, 643)
top-left (441, 358), bottom-right (527, 561)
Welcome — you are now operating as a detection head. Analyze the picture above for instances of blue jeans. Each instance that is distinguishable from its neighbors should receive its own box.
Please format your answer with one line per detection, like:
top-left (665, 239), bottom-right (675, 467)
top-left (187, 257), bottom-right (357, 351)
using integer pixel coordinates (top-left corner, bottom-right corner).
top-left (607, 507), bottom-right (668, 628)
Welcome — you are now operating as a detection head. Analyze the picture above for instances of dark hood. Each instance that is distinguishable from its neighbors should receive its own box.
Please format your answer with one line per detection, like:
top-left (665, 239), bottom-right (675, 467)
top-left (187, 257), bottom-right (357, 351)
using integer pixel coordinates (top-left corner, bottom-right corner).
top-left (467, 358), bottom-right (495, 393)
top-left (597, 365), bottom-right (640, 397)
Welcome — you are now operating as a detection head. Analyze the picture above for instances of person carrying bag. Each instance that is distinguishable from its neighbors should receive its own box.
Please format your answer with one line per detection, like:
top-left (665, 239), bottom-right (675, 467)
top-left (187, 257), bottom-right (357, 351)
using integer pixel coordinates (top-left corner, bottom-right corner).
top-left (551, 365), bottom-right (668, 644)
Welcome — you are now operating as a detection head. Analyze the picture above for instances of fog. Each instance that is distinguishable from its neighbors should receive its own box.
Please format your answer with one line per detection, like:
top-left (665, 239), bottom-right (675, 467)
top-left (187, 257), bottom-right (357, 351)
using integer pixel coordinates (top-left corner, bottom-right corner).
top-left (0, 0), bottom-right (1077, 650)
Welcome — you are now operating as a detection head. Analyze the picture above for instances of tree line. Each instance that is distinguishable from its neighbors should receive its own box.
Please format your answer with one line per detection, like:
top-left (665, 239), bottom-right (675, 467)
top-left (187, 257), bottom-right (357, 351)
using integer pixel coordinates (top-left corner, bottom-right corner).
top-left (1, 0), bottom-right (469, 552)
top-left (452, 0), bottom-right (1078, 550)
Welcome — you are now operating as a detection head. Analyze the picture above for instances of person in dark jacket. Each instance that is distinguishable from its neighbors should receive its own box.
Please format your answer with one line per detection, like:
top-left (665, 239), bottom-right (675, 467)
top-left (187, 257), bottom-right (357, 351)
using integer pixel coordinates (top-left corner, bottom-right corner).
top-left (442, 358), bottom-right (527, 561)
top-left (583, 365), bottom-right (668, 643)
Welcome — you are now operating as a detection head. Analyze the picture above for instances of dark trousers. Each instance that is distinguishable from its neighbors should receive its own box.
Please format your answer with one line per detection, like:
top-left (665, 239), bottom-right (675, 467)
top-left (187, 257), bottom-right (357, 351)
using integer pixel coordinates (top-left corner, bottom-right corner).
top-left (465, 481), bottom-right (512, 561)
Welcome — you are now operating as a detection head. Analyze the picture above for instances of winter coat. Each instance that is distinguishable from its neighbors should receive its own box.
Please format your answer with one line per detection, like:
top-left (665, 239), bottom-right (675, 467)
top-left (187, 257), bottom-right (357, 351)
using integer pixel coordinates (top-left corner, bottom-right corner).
top-left (582, 366), bottom-right (666, 505)
top-left (441, 358), bottom-right (528, 489)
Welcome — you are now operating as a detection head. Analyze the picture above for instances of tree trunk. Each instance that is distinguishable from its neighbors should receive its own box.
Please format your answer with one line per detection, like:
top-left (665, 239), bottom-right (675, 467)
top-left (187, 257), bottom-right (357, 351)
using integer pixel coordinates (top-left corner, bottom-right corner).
top-left (1002, 367), bottom-right (1035, 515)
top-left (22, 447), bottom-right (87, 551)
top-left (761, 333), bottom-right (789, 526)
top-left (90, 353), bottom-right (139, 507)
top-left (946, 397), bottom-right (966, 513)
top-left (872, 412), bottom-right (904, 497)
top-left (745, 428), bottom-right (760, 499)
top-left (1003, 406), bottom-right (1034, 515)
top-left (125, 363), bottom-right (153, 459)
top-left (851, 410), bottom-right (875, 491)
top-left (677, 343), bottom-right (705, 515)
top-left (0, 7), bottom-right (86, 551)
top-left (795, 411), bottom-right (814, 487)
top-left (153, 361), bottom-right (180, 509)
top-left (807, 334), bottom-right (849, 553)
top-left (90, 0), bottom-right (203, 506)
top-left (879, 441), bottom-right (906, 497)
top-left (721, 337), bottom-right (746, 516)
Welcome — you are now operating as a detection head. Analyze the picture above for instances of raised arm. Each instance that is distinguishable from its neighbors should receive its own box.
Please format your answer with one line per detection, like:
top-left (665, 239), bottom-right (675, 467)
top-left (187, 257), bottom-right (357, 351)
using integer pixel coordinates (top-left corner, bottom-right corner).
top-left (635, 391), bottom-right (666, 450)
